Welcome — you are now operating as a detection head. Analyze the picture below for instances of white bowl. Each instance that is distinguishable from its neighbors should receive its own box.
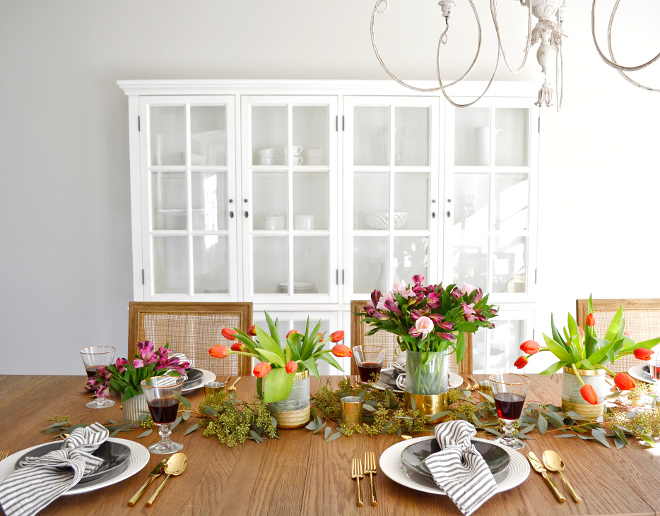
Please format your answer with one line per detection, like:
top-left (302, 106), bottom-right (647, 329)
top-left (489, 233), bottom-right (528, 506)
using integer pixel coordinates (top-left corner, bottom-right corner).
top-left (365, 212), bottom-right (408, 230)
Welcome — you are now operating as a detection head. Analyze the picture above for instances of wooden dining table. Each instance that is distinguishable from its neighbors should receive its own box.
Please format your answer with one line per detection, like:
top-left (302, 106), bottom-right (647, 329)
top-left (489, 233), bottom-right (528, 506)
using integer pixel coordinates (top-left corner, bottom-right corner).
top-left (1, 373), bottom-right (659, 516)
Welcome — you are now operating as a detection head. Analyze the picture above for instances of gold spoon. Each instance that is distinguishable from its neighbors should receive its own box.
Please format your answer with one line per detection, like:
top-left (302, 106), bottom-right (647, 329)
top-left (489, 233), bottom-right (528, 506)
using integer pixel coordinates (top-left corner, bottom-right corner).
top-left (542, 450), bottom-right (581, 503)
top-left (146, 452), bottom-right (187, 506)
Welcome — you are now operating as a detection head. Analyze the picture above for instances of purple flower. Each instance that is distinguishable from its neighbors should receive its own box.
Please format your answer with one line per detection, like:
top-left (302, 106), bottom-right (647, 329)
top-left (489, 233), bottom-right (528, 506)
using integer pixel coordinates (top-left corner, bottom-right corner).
top-left (133, 359), bottom-right (145, 368)
top-left (158, 346), bottom-right (171, 357)
top-left (412, 275), bottom-right (425, 285)
top-left (370, 289), bottom-right (382, 308)
top-left (436, 321), bottom-right (454, 331)
top-left (137, 340), bottom-right (154, 353)
top-left (435, 332), bottom-right (456, 341)
top-left (426, 292), bottom-right (440, 309)
top-left (85, 377), bottom-right (99, 391)
top-left (384, 299), bottom-right (403, 316)
top-left (374, 312), bottom-right (390, 321)
top-left (473, 289), bottom-right (483, 303)
top-left (462, 302), bottom-right (477, 322)
top-left (115, 357), bottom-right (128, 374)
top-left (96, 385), bottom-right (109, 399)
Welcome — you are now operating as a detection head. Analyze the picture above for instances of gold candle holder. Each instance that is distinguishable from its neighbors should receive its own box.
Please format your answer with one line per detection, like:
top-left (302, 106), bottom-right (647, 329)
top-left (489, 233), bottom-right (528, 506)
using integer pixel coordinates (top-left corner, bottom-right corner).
top-left (341, 396), bottom-right (364, 425)
top-left (404, 391), bottom-right (449, 422)
top-left (204, 382), bottom-right (226, 395)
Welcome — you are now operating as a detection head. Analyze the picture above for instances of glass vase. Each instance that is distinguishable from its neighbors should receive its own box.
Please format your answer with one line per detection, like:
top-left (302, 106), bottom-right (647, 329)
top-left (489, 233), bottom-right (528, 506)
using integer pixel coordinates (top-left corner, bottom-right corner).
top-left (405, 350), bottom-right (449, 396)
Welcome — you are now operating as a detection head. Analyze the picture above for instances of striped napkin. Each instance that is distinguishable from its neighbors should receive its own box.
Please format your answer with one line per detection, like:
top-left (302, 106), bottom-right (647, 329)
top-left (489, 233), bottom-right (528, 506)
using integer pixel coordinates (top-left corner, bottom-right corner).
top-left (0, 422), bottom-right (109, 516)
top-left (423, 420), bottom-right (498, 516)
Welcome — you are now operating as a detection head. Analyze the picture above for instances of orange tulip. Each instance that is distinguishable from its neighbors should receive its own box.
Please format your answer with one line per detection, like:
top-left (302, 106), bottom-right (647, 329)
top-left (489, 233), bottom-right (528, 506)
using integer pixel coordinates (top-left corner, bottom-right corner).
top-left (231, 342), bottom-right (244, 352)
top-left (634, 348), bottom-right (654, 360)
top-left (248, 325), bottom-right (257, 336)
top-left (332, 344), bottom-right (352, 358)
top-left (586, 313), bottom-right (595, 327)
top-left (286, 329), bottom-right (299, 339)
top-left (330, 331), bottom-right (344, 343)
top-left (285, 361), bottom-right (298, 374)
top-left (253, 362), bottom-right (272, 378)
top-left (514, 356), bottom-right (528, 369)
top-left (209, 345), bottom-right (229, 358)
top-left (580, 384), bottom-right (599, 405)
top-left (613, 372), bottom-right (636, 391)
top-left (222, 328), bottom-right (238, 340)
top-left (519, 340), bottom-right (539, 355)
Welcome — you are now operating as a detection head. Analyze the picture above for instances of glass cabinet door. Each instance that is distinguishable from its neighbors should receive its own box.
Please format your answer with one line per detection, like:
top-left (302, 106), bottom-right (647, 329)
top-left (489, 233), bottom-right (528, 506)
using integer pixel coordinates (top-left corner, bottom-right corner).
top-left (344, 97), bottom-right (440, 300)
top-left (139, 96), bottom-right (237, 299)
top-left (446, 101), bottom-right (538, 301)
top-left (241, 96), bottom-right (338, 303)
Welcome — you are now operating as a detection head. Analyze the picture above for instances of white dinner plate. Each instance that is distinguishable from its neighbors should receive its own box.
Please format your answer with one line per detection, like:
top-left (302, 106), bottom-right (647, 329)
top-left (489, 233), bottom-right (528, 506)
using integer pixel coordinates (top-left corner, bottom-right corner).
top-left (182, 369), bottom-right (215, 393)
top-left (0, 438), bottom-right (149, 495)
top-left (628, 365), bottom-right (655, 384)
top-left (379, 436), bottom-right (529, 496)
top-left (371, 369), bottom-right (463, 394)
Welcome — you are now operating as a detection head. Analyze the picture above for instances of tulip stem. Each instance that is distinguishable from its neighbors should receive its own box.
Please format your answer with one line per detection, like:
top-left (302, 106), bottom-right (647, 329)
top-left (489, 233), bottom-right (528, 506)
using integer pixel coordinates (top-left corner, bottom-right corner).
top-left (571, 363), bottom-right (586, 386)
top-left (594, 364), bottom-right (615, 376)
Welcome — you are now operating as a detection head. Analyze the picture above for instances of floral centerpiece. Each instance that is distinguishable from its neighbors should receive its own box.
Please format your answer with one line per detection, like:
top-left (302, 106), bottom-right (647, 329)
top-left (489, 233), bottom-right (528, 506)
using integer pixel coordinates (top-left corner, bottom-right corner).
top-left (209, 313), bottom-right (351, 405)
top-left (358, 275), bottom-right (497, 399)
top-left (515, 296), bottom-right (660, 417)
top-left (88, 341), bottom-right (189, 402)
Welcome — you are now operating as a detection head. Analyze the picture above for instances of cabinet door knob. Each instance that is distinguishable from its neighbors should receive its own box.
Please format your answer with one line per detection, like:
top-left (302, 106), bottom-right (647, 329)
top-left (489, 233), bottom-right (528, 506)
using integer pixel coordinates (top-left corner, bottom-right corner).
top-left (446, 211), bottom-right (451, 218)
top-left (229, 211), bottom-right (234, 218)
top-left (244, 211), bottom-right (249, 218)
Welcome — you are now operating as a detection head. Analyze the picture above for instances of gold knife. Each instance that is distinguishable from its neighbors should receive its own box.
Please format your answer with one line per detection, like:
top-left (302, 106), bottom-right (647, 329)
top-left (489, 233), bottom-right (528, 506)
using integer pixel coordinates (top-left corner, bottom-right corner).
top-left (128, 459), bottom-right (167, 506)
top-left (528, 452), bottom-right (565, 502)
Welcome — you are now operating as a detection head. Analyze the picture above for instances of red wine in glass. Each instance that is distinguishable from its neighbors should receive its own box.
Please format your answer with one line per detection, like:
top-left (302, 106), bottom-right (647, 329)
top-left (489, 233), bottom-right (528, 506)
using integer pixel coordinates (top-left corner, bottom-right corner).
top-left (86, 366), bottom-right (100, 378)
top-left (148, 398), bottom-right (180, 424)
top-left (358, 362), bottom-right (382, 383)
top-left (650, 363), bottom-right (660, 381)
top-left (494, 393), bottom-right (525, 420)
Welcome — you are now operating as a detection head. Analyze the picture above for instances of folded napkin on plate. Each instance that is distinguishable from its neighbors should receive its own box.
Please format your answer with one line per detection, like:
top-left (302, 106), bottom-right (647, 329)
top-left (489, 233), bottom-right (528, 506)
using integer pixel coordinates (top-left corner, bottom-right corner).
top-left (0, 422), bottom-right (109, 516)
top-left (423, 420), bottom-right (498, 516)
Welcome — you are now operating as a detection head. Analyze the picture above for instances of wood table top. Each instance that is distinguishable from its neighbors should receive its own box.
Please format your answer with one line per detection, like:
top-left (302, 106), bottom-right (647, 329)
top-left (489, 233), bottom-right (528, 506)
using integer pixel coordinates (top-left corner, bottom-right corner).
top-left (0, 374), bottom-right (658, 516)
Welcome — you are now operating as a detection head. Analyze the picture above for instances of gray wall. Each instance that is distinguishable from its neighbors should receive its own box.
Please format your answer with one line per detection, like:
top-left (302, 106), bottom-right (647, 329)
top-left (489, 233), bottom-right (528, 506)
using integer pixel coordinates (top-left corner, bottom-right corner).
top-left (1, 1), bottom-right (659, 374)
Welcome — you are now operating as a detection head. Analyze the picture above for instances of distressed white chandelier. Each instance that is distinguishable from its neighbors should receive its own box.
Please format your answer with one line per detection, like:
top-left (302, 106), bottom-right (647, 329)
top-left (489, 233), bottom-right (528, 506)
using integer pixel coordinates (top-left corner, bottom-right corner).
top-left (370, 0), bottom-right (660, 109)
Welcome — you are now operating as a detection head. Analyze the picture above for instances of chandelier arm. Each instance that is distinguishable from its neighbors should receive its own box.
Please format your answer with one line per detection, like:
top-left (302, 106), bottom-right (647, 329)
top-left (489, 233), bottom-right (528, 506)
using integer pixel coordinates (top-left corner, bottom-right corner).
top-left (490, 0), bottom-right (533, 74)
top-left (591, 0), bottom-right (660, 72)
top-left (370, 0), bottom-right (480, 92)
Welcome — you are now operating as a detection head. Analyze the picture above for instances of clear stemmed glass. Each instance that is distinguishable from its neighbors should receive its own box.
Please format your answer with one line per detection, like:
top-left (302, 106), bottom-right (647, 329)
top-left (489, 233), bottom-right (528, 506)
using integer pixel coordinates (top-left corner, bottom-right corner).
top-left (353, 346), bottom-right (386, 384)
top-left (141, 376), bottom-right (185, 454)
top-left (80, 346), bottom-right (116, 409)
top-left (489, 373), bottom-right (531, 450)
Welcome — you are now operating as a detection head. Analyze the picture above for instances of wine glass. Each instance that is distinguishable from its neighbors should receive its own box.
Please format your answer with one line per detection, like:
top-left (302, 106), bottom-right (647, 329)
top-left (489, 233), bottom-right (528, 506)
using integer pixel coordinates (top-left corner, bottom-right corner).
top-left (353, 346), bottom-right (386, 384)
top-left (141, 375), bottom-right (185, 454)
top-left (80, 346), bottom-right (116, 409)
top-left (489, 373), bottom-right (531, 450)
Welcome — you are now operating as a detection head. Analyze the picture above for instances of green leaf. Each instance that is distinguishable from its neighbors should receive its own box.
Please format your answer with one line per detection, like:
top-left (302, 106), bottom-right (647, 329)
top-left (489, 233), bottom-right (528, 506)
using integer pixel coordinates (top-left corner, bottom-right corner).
top-left (543, 334), bottom-right (573, 363)
top-left (305, 421), bottom-right (318, 431)
top-left (312, 422), bottom-right (327, 435)
top-left (254, 325), bottom-right (285, 360)
top-left (554, 434), bottom-right (577, 438)
top-left (614, 437), bottom-right (626, 449)
top-left (180, 396), bottom-right (191, 408)
top-left (302, 358), bottom-right (320, 380)
top-left (326, 432), bottom-right (342, 442)
top-left (566, 411), bottom-right (585, 421)
top-left (184, 423), bottom-right (199, 435)
top-left (249, 430), bottom-right (264, 443)
top-left (591, 428), bottom-right (611, 448)
top-left (539, 360), bottom-right (567, 375)
top-left (261, 368), bottom-right (295, 403)
top-left (170, 416), bottom-right (182, 431)
top-left (604, 307), bottom-right (624, 345)
top-left (255, 348), bottom-right (286, 368)
top-left (324, 426), bottom-right (331, 440)
top-left (135, 429), bottom-right (153, 439)
top-left (110, 429), bottom-right (121, 438)
top-left (537, 415), bottom-right (548, 434)
top-left (477, 390), bottom-right (494, 403)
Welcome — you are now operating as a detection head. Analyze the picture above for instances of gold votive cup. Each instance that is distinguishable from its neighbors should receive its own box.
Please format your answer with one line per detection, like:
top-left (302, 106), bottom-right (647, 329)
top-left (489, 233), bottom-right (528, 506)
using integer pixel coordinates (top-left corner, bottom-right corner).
top-left (404, 391), bottom-right (449, 422)
top-left (204, 382), bottom-right (226, 395)
top-left (341, 396), bottom-right (364, 425)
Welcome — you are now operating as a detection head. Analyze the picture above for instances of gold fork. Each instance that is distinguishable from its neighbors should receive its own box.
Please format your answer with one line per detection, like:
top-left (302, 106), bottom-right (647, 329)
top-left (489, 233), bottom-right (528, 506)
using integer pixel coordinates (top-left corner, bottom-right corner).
top-left (0, 450), bottom-right (9, 462)
top-left (227, 377), bottom-right (241, 392)
top-left (351, 458), bottom-right (364, 507)
top-left (364, 452), bottom-right (378, 506)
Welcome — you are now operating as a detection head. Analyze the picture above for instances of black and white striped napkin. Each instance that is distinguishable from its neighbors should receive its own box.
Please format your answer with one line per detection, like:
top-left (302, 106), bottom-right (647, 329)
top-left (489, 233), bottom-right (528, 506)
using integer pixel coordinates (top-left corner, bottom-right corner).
top-left (423, 420), bottom-right (498, 516)
top-left (0, 422), bottom-right (109, 516)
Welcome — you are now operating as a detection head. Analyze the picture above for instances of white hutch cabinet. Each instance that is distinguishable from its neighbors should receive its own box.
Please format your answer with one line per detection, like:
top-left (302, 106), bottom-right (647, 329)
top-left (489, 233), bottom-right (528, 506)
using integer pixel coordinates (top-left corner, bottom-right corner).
top-left (118, 80), bottom-right (544, 373)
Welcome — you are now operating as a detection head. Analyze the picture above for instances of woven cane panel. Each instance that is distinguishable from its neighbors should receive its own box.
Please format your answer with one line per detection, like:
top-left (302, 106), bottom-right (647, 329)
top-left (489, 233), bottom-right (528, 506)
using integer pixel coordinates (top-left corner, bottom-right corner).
top-left (592, 308), bottom-right (660, 373)
top-left (139, 312), bottom-right (243, 376)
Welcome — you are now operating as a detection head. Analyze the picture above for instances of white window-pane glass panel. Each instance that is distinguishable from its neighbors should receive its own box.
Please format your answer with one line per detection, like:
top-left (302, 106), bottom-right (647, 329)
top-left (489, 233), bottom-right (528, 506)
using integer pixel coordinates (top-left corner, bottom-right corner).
top-left (453, 174), bottom-right (489, 232)
top-left (190, 106), bottom-right (227, 166)
top-left (454, 108), bottom-right (489, 166)
top-left (253, 236), bottom-right (288, 294)
top-left (354, 106), bottom-right (390, 166)
top-left (488, 319), bottom-right (525, 372)
top-left (150, 106), bottom-right (185, 166)
top-left (293, 106), bottom-right (329, 167)
top-left (494, 108), bottom-right (529, 167)
top-left (193, 235), bottom-right (229, 294)
top-left (394, 172), bottom-right (429, 230)
top-left (452, 234), bottom-right (488, 290)
top-left (354, 172), bottom-right (389, 230)
top-left (354, 236), bottom-right (389, 294)
top-left (492, 235), bottom-right (527, 294)
top-left (293, 172), bottom-right (328, 230)
top-left (252, 171), bottom-right (288, 231)
top-left (471, 330), bottom-right (488, 373)
top-left (151, 171), bottom-right (186, 230)
top-left (191, 171), bottom-right (227, 231)
top-left (153, 236), bottom-right (188, 294)
top-left (394, 107), bottom-right (430, 166)
top-left (393, 236), bottom-right (429, 286)
top-left (293, 237), bottom-right (329, 294)
top-left (494, 173), bottom-right (528, 232)
top-left (252, 106), bottom-right (287, 166)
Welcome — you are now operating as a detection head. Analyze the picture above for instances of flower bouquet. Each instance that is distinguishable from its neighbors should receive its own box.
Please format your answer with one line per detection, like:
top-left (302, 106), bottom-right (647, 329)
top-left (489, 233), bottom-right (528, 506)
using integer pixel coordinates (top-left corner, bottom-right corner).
top-left (359, 275), bottom-right (497, 395)
top-left (89, 341), bottom-right (189, 402)
top-left (209, 313), bottom-right (351, 404)
top-left (515, 296), bottom-right (660, 411)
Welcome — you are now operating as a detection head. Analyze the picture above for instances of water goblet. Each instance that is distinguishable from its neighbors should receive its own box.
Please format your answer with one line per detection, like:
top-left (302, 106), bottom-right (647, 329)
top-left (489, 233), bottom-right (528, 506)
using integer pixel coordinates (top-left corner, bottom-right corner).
top-left (489, 373), bottom-right (531, 450)
top-left (80, 346), bottom-right (116, 409)
top-left (353, 346), bottom-right (386, 383)
top-left (141, 375), bottom-right (185, 454)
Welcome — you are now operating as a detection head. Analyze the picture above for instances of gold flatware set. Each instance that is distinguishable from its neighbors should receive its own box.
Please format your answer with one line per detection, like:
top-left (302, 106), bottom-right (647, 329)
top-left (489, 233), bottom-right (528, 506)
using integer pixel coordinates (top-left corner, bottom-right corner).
top-left (352, 453), bottom-right (378, 507)
top-left (528, 450), bottom-right (581, 503)
top-left (128, 453), bottom-right (187, 507)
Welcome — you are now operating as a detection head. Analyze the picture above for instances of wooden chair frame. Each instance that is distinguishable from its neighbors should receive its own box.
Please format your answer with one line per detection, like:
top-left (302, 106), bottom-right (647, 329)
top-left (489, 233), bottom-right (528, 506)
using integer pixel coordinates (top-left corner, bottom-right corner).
top-left (128, 302), bottom-right (253, 376)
